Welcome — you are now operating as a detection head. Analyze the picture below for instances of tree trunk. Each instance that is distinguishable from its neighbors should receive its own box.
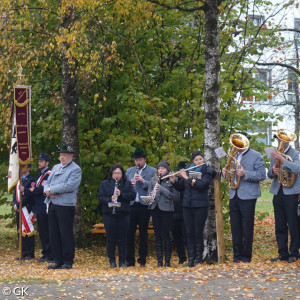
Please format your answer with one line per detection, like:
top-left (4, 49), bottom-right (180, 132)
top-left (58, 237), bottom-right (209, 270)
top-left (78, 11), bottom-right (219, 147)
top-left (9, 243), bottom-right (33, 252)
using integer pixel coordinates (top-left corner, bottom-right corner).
top-left (294, 41), bottom-right (300, 149)
top-left (203, 0), bottom-right (221, 262)
top-left (60, 3), bottom-right (86, 246)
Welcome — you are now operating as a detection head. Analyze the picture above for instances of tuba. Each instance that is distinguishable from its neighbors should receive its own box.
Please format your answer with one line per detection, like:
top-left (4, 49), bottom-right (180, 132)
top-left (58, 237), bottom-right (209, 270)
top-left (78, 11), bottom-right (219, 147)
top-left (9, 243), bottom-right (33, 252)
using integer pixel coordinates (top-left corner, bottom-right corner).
top-left (275, 129), bottom-right (297, 187)
top-left (225, 133), bottom-right (250, 190)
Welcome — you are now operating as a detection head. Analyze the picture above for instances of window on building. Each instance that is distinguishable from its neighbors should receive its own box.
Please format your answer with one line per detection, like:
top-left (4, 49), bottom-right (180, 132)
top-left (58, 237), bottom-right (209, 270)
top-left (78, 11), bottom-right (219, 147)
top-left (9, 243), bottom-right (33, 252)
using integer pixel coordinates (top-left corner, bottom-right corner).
top-left (248, 14), bottom-right (265, 27)
top-left (294, 18), bottom-right (300, 44)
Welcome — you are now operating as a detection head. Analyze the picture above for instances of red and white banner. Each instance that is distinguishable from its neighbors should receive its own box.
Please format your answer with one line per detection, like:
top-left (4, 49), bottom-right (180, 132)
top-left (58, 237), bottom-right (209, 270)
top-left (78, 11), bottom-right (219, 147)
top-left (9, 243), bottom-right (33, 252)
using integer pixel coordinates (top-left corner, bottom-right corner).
top-left (15, 180), bottom-right (35, 237)
top-left (8, 109), bottom-right (19, 192)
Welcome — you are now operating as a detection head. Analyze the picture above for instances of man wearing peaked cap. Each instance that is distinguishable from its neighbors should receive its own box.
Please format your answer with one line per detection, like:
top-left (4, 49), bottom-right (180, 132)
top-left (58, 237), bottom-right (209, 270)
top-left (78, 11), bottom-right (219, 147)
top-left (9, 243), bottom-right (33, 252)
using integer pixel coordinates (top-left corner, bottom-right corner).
top-left (44, 145), bottom-right (82, 270)
top-left (21, 153), bottom-right (53, 263)
top-left (125, 148), bottom-right (156, 267)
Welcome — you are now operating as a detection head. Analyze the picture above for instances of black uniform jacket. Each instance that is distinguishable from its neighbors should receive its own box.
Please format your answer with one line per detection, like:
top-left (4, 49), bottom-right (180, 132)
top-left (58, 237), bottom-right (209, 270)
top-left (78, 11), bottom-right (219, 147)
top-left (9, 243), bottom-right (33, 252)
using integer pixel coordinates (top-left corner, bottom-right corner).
top-left (13, 174), bottom-right (35, 212)
top-left (172, 164), bottom-right (216, 208)
top-left (98, 178), bottom-right (136, 214)
top-left (24, 167), bottom-right (51, 214)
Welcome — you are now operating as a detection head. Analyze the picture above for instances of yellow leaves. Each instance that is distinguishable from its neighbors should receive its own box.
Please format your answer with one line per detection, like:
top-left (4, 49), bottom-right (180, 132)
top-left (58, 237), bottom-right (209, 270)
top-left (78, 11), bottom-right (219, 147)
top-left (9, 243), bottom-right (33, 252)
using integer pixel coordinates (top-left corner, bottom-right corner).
top-left (267, 277), bottom-right (277, 281)
top-left (50, 43), bottom-right (55, 50)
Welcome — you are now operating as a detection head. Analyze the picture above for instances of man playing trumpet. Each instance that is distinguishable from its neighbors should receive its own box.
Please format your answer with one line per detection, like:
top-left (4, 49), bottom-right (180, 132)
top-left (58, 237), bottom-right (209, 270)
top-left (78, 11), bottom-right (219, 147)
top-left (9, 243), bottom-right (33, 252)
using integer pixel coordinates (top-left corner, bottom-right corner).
top-left (268, 129), bottom-right (300, 263)
top-left (222, 133), bottom-right (266, 263)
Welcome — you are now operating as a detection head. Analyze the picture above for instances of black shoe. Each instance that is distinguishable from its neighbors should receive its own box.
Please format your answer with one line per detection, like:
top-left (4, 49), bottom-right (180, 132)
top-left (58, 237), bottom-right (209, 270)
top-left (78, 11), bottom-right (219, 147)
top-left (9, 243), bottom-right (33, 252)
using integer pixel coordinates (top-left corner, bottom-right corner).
top-left (164, 262), bottom-right (171, 267)
top-left (288, 256), bottom-right (297, 263)
top-left (110, 262), bottom-right (117, 269)
top-left (125, 261), bottom-right (135, 267)
top-left (119, 262), bottom-right (126, 268)
top-left (47, 258), bottom-right (55, 263)
top-left (157, 261), bottom-right (163, 267)
top-left (137, 258), bottom-right (145, 266)
top-left (195, 258), bottom-right (204, 265)
top-left (38, 257), bottom-right (48, 263)
top-left (61, 264), bottom-right (72, 269)
top-left (179, 258), bottom-right (187, 264)
top-left (187, 259), bottom-right (195, 267)
top-left (270, 255), bottom-right (289, 262)
top-left (23, 256), bottom-right (34, 260)
top-left (240, 257), bottom-right (251, 263)
top-left (47, 263), bottom-right (62, 269)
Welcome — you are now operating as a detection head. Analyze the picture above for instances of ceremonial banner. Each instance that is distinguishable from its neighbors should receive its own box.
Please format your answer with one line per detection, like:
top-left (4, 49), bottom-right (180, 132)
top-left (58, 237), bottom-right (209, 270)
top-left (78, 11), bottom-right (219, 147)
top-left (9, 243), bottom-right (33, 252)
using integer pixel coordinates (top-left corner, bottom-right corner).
top-left (13, 85), bottom-right (32, 165)
top-left (15, 180), bottom-right (35, 237)
top-left (8, 108), bottom-right (19, 192)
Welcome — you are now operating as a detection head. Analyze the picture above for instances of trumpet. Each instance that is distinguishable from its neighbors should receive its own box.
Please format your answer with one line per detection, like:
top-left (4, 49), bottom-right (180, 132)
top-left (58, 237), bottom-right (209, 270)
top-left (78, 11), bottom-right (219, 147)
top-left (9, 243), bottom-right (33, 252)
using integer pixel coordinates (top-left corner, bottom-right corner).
top-left (161, 163), bottom-right (205, 180)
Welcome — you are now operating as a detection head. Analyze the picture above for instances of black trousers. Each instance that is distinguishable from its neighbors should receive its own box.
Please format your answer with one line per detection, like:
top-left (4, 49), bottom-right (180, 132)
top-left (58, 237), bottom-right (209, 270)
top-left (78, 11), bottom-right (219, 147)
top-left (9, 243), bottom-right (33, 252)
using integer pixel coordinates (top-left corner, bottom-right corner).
top-left (37, 213), bottom-right (52, 259)
top-left (171, 218), bottom-right (187, 261)
top-left (103, 212), bottom-right (130, 263)
top-left (183, 207), bottom-right (208, 257)
top-left (126, 202), bottom-right (151, 265)
top-left (230, 195), bottom-right (256, 261)
top-left (152, 207), bottom-right (173, 261)
top-left (16, 212), bottom-right (35, 258)
top-left (273, 189), bottom-right (299, 257)
top-left (48, 203), bottom-right (75, 266)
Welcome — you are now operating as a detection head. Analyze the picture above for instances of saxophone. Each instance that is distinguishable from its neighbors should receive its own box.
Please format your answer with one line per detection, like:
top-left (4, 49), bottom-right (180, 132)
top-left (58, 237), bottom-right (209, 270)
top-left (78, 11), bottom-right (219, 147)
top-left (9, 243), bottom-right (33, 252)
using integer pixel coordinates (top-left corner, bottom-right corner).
top-left (275, 129), bottom-right (297, 187)
top-left (225, 133), bottom-right (250, 190)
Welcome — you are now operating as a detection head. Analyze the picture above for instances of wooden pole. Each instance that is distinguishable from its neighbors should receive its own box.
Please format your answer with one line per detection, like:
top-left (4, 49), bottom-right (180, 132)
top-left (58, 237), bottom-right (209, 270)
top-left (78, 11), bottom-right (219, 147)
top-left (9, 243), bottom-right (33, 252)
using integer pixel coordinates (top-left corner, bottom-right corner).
top-left (18, 166), bottom-right (23, 262)
top-left (214, 175), bottom-right (225, 263)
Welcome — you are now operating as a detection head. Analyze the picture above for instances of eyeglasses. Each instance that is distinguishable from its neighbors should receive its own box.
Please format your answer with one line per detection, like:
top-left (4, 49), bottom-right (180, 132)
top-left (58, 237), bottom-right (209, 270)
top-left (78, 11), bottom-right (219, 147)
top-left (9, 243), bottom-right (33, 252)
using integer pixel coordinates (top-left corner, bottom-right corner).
top-left (113, 171), bottom-right (122, 175)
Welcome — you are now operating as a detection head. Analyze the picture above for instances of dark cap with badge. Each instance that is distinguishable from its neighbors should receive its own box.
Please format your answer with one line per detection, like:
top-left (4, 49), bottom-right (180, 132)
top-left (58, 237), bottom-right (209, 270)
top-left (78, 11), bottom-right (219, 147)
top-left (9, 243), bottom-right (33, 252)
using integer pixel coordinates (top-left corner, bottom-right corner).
top-left (58, 145), bottom-right (75, 154)
top-left (38, 153), bottom-right (51, 162)
top-left (131, 148), bottom-right (148, 158)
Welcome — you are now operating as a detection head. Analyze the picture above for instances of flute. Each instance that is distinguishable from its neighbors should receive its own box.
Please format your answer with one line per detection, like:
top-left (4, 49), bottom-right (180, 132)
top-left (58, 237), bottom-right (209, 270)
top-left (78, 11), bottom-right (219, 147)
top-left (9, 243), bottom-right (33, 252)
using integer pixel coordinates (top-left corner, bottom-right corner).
top-left (161, 163), bottom-right (205, 180)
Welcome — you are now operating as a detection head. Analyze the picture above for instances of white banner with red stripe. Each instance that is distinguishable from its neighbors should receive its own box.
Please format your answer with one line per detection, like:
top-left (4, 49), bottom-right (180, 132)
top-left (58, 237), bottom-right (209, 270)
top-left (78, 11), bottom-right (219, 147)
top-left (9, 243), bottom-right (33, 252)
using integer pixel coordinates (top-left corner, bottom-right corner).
top-left (16, 180), bottom-right (35, 237)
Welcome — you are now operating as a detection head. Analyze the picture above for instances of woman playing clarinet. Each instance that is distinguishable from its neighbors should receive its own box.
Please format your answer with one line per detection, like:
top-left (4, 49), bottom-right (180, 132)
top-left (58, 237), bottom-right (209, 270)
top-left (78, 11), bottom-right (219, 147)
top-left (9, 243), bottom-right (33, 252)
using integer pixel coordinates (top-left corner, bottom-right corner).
top-left (98, 163), bottom-right (136, 268)
top-left (148, 161), bottom-right (180, 267)
top-left (170, 150), bottom-right (216, 267)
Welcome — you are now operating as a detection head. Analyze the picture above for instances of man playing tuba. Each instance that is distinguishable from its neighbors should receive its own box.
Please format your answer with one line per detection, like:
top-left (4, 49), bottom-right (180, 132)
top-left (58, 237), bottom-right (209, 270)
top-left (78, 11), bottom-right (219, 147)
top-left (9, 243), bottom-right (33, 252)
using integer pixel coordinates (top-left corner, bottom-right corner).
top-left (268, 129), bottom-right (300, 263)
top-left (222, 132), bottom-right (266, 263)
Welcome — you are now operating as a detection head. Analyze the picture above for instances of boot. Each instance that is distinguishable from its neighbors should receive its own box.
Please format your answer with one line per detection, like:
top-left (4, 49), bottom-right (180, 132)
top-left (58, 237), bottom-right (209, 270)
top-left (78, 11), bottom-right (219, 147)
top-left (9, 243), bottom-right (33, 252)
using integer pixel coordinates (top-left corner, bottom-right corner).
top-left (164, 238), bottom-right (172, 267)
top-left (155, 238), bottom-right (163, 267)
top-left (195, 244), bottom-right (204, 265)
top-left (187, 247), bottom-right (195, 267)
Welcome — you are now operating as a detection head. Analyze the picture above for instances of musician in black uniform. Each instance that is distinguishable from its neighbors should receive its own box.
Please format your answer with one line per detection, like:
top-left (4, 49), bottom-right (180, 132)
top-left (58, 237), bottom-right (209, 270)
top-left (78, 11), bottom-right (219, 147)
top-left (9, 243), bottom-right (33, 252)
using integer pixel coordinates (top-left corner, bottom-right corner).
top-left (171, 161), bottom-right (187, 264)
top-left (98, 163), bottom-right (136, 268)
top-left (171, 151), bottom-right (216, 267)
top-left (20, 153), bottom-right (53, 262)
top-left (13, 164), bottom-right (35, 260)
top-left (125, 149), bottom-right (156, 267)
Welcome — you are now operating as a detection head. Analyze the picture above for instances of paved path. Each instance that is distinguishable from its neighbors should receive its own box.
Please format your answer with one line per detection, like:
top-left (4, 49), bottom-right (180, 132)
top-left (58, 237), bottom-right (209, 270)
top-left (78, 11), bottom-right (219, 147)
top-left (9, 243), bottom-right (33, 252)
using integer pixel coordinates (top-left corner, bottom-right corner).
top-left (1, 262), bottom-right (299, 299)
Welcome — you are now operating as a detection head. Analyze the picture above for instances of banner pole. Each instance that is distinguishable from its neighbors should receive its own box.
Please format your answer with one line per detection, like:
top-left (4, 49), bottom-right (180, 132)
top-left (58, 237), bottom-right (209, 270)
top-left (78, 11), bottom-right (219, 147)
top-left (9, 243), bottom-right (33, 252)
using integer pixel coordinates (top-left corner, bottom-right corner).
top-left (18, 167), bottom-right (23, 262)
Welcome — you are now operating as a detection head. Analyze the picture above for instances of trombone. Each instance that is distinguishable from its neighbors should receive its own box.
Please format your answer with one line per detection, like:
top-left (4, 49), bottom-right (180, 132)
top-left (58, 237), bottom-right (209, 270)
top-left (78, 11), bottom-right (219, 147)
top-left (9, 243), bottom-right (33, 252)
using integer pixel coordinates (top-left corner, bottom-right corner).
top-left (161, 163), bottom-right (205, 180)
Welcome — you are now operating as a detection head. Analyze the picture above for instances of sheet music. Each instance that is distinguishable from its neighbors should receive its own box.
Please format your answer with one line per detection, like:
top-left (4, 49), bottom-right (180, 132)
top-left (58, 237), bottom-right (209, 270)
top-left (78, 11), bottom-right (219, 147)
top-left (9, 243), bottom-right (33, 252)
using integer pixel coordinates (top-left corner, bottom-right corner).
top-left (264, 147), bottom-right (276, 158)
top-left (214, 147), bottom-right (227, 159)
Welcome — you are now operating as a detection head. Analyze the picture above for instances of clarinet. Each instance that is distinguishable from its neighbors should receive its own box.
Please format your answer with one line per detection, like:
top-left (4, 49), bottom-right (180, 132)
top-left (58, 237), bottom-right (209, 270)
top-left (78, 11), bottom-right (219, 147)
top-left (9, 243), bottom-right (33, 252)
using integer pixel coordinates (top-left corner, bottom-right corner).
top-left (133, 167), bottom-right (139, 189)
top-left (149, 174), bottom-right (162, 209)
top-left (112, 179), bottom-right (119, 215)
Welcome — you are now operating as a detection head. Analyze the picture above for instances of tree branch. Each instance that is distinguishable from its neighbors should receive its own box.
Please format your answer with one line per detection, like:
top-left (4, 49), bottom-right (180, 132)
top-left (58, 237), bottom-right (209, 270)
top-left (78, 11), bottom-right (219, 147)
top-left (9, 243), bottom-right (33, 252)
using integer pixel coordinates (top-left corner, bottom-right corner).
top-left (256, 62), bottom-right (300, 76)
top-left (147, 0), bottom-right (205, 12)
top-left (10, 6), bottom-right (59, 17)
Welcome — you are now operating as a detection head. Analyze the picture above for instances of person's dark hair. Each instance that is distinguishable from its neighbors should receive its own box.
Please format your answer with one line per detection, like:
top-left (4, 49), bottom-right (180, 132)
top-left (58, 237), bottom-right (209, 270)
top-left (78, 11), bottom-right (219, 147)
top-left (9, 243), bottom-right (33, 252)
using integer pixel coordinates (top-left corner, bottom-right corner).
top-left (107, 163), bottom-right (127, 181)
